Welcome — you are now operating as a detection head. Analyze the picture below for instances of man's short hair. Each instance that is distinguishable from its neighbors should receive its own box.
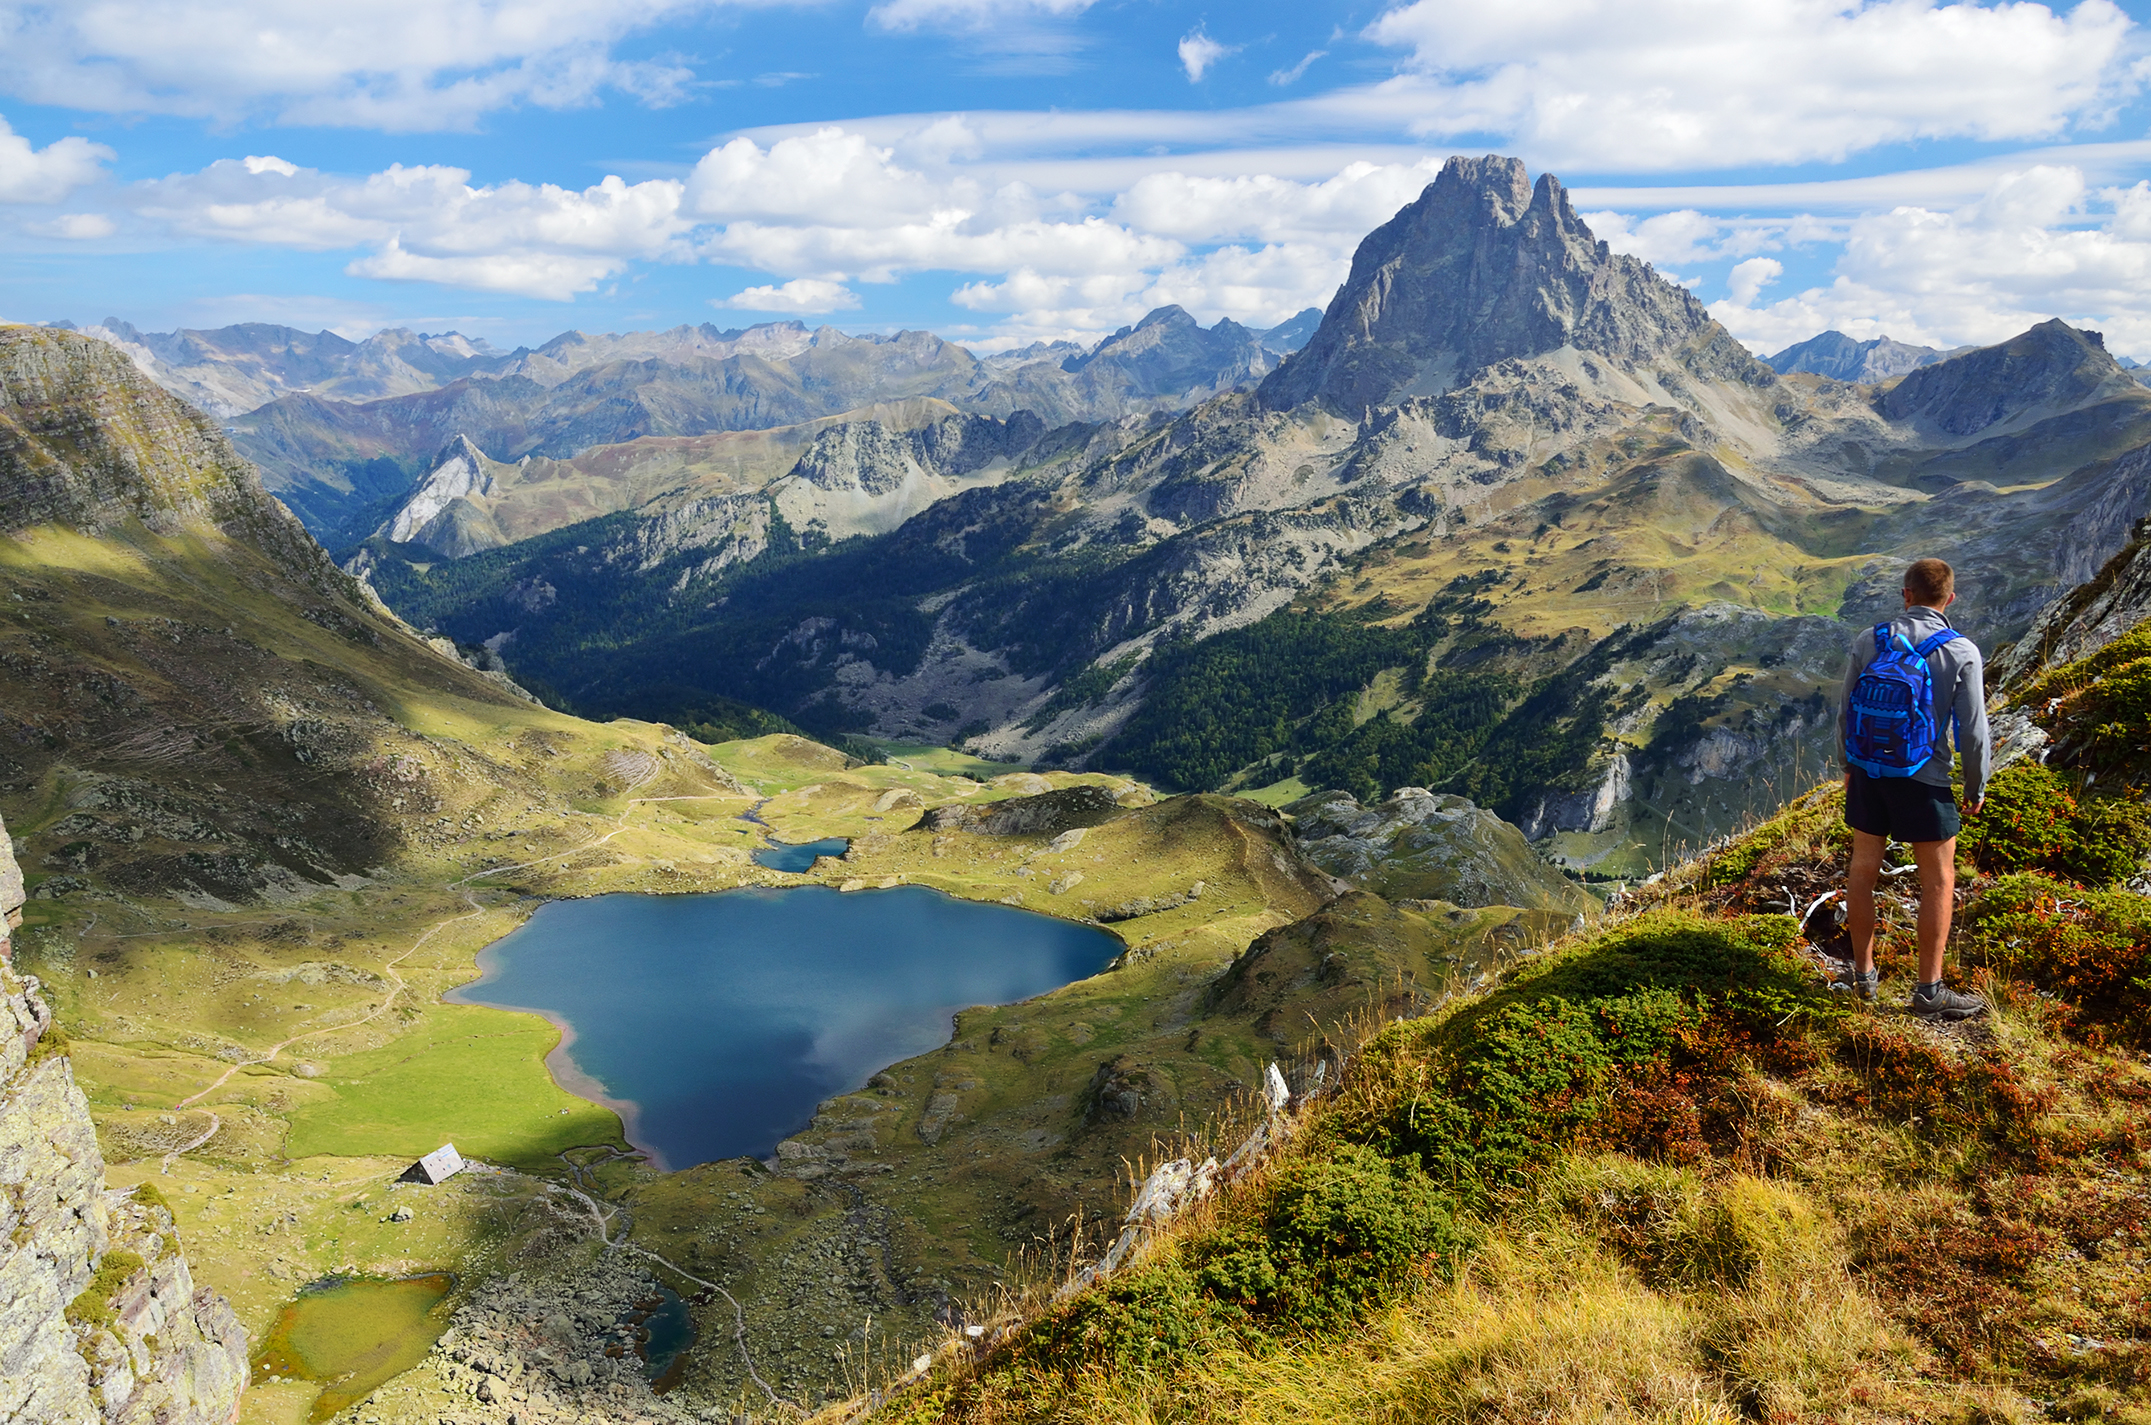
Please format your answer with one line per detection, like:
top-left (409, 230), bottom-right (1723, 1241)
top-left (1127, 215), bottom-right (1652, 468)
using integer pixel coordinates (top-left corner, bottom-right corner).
top-left (1904, 558), bottom-right (1954, 606)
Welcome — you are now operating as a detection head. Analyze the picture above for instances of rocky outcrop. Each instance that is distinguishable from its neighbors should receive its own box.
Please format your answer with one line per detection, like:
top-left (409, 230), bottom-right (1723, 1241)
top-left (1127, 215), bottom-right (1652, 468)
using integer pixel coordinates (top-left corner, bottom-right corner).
top-left (790, 411), bottom-right (1047, 497)
top-left (0, 824), bottom-right (248, 1425)
top-left (912, 785), bottom-right (1125, 837)
top-left (1287, 787), bottom-right (1596, 915)
top-left (1763, 331), bottom-right (1961, 384)
top-left (1261, 155), bottom-right (1767, 412)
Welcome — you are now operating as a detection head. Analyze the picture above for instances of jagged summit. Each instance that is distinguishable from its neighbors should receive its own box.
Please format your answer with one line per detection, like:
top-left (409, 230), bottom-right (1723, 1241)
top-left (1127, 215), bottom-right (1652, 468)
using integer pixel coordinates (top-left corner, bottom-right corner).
top-left (382, 433), bottom-right (512, 557)
top-left (1260, 154), bottom-right (1761, 413)
top-left (1061, 304), bottom-right (1271, 395)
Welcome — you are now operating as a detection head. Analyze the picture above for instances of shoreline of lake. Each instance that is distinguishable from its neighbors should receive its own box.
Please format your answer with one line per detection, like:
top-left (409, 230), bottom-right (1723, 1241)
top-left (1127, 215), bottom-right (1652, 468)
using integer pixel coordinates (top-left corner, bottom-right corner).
top-left (445, 883), bottom-right (1124, 1170)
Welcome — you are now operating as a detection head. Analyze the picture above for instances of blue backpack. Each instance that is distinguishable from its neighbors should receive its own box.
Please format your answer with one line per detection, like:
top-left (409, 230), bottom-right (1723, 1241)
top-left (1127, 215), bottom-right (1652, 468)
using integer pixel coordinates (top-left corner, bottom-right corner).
top-left (1845, 624), bottom-right (1960, 778)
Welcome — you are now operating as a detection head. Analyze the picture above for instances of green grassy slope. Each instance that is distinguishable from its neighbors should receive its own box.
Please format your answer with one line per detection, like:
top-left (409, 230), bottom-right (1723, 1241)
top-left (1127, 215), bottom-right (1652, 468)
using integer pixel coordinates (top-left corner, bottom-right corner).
top-left (863, 745), bottom-right (2151, 1424)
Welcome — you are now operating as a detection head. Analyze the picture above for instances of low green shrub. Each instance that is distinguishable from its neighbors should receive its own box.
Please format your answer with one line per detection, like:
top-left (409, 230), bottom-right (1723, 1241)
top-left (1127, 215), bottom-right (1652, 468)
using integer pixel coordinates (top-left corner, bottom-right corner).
top-left (1028, 1257), bottom-right (1221, 1377)
top-left (1961, 762), bottom-right (2151, 887)
top-left (1191, 1145), bottom-right (1465, 1332)
top-left (1335, 913), bottom-right (1826, 1192)
top-left (1960, 873), bottom-right (2151, 1046)
top-left (65, 1249), bottom-right (145, 1331)
top-left (2019, 619), bottom-right (2151, 772)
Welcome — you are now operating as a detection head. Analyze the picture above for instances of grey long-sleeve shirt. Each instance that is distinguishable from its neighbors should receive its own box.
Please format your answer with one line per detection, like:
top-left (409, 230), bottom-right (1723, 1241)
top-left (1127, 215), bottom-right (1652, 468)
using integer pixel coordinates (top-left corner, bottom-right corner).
top-left (1836, 605), bottom-right (1991, 802)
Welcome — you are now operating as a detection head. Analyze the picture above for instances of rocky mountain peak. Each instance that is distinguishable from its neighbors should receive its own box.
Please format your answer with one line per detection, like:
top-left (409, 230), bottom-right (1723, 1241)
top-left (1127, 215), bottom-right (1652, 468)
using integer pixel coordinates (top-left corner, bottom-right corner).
top-left (1763, 329), bottom-right (1960, 384)
top-left (1062, 304), bottom-right (1272, 395)
top-left (1260, 154), bottom-right (1753, 413)
top-left (1878, 318), bottom-right (2141, 438)
top-left (382, 433), bottom-right (510, 556)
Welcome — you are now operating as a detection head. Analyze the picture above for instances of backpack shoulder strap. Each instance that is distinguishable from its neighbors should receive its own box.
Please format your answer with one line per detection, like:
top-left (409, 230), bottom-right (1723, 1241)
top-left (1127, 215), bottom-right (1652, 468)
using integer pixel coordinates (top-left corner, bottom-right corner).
top-left (1913, 629), bottom-right (1962, 658)
top-left (1872, 624), bottom-right (1893, 657)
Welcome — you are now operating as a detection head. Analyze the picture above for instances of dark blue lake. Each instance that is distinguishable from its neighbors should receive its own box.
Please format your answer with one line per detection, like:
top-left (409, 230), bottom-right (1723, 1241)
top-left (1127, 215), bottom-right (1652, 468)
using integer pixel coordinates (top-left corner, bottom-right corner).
top-left (447, 886), bottom-right (1120, 1169)
top-left (752, 836), bottom-right (849, 872)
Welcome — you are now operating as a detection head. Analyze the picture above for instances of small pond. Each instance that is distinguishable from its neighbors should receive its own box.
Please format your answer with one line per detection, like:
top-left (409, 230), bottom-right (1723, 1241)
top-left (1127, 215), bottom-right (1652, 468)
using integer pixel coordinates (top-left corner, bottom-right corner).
top-left (449, 885), bottom-right (1120, 1169)
top-left (252, 1273), bottom-right (455, 1423)
top-left (752, 836), bottom-right (849, 872)
top-left (634, 1286), bottom-right (694, 1390)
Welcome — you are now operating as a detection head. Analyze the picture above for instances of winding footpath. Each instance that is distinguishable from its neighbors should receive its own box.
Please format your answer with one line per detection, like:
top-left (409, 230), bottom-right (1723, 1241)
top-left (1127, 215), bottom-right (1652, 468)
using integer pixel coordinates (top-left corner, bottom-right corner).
top-left (551, 1149), bottom-right (798, 1417)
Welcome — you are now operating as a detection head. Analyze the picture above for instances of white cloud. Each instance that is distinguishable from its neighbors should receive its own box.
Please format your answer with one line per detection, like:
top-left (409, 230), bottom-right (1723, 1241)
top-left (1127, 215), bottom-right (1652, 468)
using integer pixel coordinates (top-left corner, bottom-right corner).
top-left (868, 0), bottom-right (1094, 30)
top-left (119, 126), bottom-right (1380, 340)
top-left (1110, 161), bottom-right (1444, 245)
top-left (0, 117), bottom-right (111, 203)
top-left (1269, 49), bottom-right (1326, 86)
top-left (0, 0), bottom-right (759, 131)
top-left (717, 278), bottom-right (861, 313)
top-left (132, 157), bottom-right (690, 299)
top-left (1177, 26), bottom-right (1236, 82)
top-left (27, 212), bottom-right (115, 238)
top-left (1707, 165), bottom-right (2151, 358)
top-left (1362, 0), bottom-right (2137, 170)
top-left (1584, 207), bottom-right (1838, 266)
top-left (1726, 256), bottom-right (1782, 307)
top-left (686, 129), bottom-right (955, 227)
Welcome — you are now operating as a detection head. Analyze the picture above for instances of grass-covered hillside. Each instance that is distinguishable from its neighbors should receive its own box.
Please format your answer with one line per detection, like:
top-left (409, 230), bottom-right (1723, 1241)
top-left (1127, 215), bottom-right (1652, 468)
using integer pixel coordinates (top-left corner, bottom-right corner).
top-left (863, 726), bottom-right (2151, 1422)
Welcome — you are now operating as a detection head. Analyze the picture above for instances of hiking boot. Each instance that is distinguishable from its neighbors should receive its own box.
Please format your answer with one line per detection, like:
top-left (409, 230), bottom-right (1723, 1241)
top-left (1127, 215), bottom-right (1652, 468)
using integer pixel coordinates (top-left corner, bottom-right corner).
top-left (1910, 982), bottom-right (1987, 1021)
top-left (1830, 965), bottom-right (1879, 1001)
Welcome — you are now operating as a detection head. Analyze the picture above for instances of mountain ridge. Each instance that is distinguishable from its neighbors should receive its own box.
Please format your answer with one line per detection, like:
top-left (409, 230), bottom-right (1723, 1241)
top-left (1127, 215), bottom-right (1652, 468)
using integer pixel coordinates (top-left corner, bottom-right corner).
top-left (356, 156), bottom-right (2151, 877)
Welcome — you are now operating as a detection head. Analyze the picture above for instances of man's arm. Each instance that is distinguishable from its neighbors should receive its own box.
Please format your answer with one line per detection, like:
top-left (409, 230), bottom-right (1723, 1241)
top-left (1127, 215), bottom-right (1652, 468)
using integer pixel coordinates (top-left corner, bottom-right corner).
top-left (1954, 642), bottom-right (1991, 809)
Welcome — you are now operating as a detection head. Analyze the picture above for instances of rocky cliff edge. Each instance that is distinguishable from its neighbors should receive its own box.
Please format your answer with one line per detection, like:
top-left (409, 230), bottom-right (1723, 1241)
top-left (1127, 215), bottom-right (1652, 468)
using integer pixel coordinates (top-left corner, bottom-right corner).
top-left (0, 820), bottom-right (248, 1425)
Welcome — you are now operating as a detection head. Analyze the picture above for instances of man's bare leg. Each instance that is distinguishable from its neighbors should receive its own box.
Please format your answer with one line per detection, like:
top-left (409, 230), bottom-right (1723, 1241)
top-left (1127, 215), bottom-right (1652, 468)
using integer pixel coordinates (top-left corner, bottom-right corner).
top-left (1846, 829), bottom-right (1888, 974)
top-left (1911, 836), bottom-right (1957, 986)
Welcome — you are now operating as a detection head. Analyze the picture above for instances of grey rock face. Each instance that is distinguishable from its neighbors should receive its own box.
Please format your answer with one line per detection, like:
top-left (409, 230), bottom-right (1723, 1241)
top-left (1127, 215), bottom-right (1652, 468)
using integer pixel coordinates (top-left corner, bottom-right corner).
top-left (0, 811), bottom-right (22, 934)
top-left (0, 964), bottom-right (247, 1425)
top-left (1261, 155), bottom-right (1765, 413)
top-left (1287, 787), bottom-right (1595, 915)
top-left (1762, 330), bottom-right (1962, 384)
top-left (1258, 308), bottom-right (1323, 354)
top-left (1879, 319), bottom-right (2137, 437)
top-left (792, 411), bottom-right (1049, 496)
top-left (1998, 513), bottom-right (2151, 686)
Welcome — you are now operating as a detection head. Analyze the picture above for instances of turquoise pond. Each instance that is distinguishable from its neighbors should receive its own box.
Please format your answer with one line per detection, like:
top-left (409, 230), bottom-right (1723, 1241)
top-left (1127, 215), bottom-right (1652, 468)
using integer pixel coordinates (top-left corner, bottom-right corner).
top-left (751, 836), bottom-right (849, 872)
top-left (448, 886), bottom-right (1121, 1168)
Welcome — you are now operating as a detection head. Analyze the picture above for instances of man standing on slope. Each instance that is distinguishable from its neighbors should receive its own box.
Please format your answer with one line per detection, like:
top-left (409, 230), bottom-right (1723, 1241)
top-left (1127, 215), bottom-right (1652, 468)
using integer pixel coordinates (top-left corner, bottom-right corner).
top-left (1836, 557), bottom-right (1991, 1019)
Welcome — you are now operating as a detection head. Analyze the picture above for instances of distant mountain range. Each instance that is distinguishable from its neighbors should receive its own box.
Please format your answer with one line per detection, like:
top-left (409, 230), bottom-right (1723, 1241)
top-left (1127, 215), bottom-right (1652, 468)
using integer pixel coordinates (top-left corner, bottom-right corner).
top-left (1762, 330), bottom-right (1969, 383)
top-left (342, 155), bottom-right (2151, 875)
top-left (1765, 327), bottom-right (2151, 388)
top-left (59, 306), bottom-right (1317, 545)
top-left (53, 159), bottom-right (2151, 876)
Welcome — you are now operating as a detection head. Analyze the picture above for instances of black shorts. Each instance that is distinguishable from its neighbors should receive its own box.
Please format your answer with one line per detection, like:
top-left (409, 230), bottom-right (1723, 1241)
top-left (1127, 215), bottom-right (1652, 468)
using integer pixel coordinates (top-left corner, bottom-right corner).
top-left (1845, 767), bottom-right (1961, 843)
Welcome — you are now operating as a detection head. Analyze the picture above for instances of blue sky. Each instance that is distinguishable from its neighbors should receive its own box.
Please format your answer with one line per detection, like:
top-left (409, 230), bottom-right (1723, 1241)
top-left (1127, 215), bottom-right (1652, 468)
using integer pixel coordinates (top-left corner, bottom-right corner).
top-left (5, 0), bottom-right (2151, 357)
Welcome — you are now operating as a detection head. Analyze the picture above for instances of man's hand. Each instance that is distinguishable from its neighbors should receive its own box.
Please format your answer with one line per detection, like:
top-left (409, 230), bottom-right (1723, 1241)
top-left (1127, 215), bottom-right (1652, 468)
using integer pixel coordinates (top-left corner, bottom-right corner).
top-left (1962, 797), bottom-right (1983, 817)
